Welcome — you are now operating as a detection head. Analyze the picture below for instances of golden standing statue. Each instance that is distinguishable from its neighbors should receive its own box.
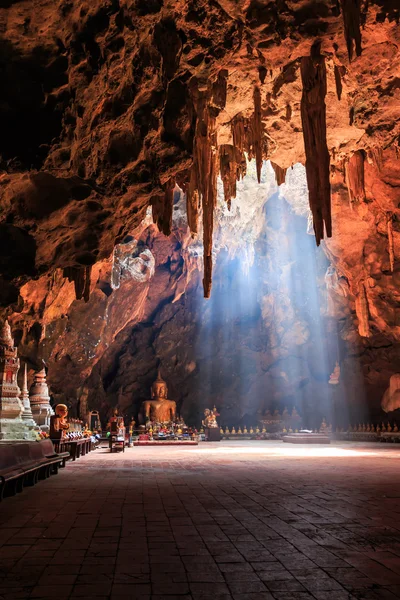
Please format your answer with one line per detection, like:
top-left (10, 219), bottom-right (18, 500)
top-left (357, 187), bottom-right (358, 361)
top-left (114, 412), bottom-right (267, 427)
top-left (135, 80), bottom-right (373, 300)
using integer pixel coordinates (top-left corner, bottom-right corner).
top-left (141, 371), bottom-right (177, 424)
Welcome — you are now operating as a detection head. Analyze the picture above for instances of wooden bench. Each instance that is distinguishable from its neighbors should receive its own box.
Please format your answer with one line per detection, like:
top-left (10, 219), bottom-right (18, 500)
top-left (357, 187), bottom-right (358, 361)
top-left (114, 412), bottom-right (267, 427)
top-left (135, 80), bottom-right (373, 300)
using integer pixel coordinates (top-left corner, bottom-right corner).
top-left (53, 438), bottom-right (92, 460)
top-left (0, 440), bottom-right (69, 501)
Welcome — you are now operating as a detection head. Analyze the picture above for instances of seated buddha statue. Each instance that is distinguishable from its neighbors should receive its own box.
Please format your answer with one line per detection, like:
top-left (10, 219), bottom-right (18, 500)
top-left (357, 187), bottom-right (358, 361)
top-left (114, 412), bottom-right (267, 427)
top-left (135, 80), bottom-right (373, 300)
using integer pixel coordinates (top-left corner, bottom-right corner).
top-left (202, 407), bottom-right (219, 428)
top-left (141, 371), bottom-right (177, 424)
top-left (50, 404), bottom-right (70, 440)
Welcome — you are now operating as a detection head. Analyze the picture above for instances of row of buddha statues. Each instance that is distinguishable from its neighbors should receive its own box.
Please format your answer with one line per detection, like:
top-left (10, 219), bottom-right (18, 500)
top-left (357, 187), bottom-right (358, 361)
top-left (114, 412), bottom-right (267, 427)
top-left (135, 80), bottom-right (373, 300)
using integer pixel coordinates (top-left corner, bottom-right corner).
top-left (348, 423), bottom-right (400, 433)
top-left (0, 320), bottom-right (55, 441)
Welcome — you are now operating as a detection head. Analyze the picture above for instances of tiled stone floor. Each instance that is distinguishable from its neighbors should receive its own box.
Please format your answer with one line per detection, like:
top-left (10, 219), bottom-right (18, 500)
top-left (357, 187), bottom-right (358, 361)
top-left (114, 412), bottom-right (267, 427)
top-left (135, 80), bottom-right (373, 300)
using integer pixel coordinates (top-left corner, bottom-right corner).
top-left (1, 441), bottom-right (400, 600)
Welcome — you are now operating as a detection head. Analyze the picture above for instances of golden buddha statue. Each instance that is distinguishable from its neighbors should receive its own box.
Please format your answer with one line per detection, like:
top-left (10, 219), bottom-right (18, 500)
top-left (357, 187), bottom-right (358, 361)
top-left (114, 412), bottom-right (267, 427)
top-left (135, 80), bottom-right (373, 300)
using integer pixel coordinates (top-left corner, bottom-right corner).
top-left (50, 404), bottom-right (70, 440)
top-left (202, 408), bottom-right (218, 429)
top-left (141, 371), bottom-right (176, 424)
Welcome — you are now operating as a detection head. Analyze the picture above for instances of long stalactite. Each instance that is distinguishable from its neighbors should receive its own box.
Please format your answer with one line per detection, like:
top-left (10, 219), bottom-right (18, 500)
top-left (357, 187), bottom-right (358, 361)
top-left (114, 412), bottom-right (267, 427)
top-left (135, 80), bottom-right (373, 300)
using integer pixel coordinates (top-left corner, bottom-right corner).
top-left (253, 86), bottom-right (263, 184)
top-left (345, 150), bottom-right (365, 203)
top-left (356, 281), bottom-right (371, 338)
top-left (188, 70), bottom-right (229, 298)
top-left (300, 40), bottom-right (332, 246)
top-left (387, 214), bottom-right (394, 273)
top-left (151, 178), bottom-right (175, 236)
top-left (271, 162), bottom-right (287, 186)
top-left (340, 0), bottom-right (362, 60)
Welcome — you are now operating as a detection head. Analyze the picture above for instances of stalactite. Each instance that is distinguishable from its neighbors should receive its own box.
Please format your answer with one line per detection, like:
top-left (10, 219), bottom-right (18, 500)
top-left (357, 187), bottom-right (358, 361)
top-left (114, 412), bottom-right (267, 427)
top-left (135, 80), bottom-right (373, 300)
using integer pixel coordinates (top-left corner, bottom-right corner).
top-left (345, 150), bottom-right (365, 202)
top-left (340, 0), bottom-right (362, 61)
top-left (151, 178), bottom-right (175, 236)
top-left (228, 91), bottom-right (267, 193)
top-left (189, 70), bottom-right (228, 298)
top-left (219, 145), bottom-right (247, 208)
top-left (211, 68), bottom-right (228, 110)
top-left (232, 117), bottom-right (246, 154)
top-left (186, 172), bottom-right (200, 235)
top-left (271, 162), bottom-right (287, 186)
top-left (253, 86), bottom-right (263, 184)
top-left (300, 41), bottom-right (331, 246)
top-left (219, 145), bottom-right (236, 207)
top-left (63, 266), bottom-right (92, 302)
top-left (355, 281), bottom-right (370, 338)
top-left (202, 130), bottom-right (217, 298)
top-left (334, 65), bottom-right (343, 100)
top-left (387, 213), bottom-right (394, 273)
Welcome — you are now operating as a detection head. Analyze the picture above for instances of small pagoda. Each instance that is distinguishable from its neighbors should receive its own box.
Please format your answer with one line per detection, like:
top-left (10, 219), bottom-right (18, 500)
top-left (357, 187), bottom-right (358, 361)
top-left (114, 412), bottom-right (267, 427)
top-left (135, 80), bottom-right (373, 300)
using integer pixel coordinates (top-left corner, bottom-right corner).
top-left (20, 362), bottom-right (37, 433)
top-left (0, 320), bottom-right (34, 440)
top-left (30, 367), bottom-right (54, 432)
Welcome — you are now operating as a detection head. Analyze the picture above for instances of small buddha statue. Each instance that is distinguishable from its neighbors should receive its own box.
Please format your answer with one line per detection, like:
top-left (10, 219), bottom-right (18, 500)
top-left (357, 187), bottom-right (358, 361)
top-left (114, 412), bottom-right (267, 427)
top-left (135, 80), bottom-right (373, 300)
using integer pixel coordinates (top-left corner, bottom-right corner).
top-left (141, 371), bottom-right (177, 424)
top-left (394, 423), bottom-right (399, 432)
top-left (243, 426), bottom-right (248, 434)
top-left (231, 426), bottom-right (236, 434)
top-left (202, 408), bottom-right (218, 428)
top-left (225, 426), bottom-right (229, 435)
top-left (329, 361), bottom-right (340, 385)
top-left (387, 422), bottom-right (392, 432)
top-left (249, 426), bottom-right (254, 434)
top-left (50, 404), bottom-right (70, 440)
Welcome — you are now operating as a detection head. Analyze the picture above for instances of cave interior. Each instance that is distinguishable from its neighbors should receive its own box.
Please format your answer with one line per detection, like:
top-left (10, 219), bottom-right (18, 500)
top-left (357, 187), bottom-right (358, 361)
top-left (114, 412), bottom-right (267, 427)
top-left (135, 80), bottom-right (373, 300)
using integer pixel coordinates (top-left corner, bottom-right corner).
top-left (0, 0), bottom-right (399, 430)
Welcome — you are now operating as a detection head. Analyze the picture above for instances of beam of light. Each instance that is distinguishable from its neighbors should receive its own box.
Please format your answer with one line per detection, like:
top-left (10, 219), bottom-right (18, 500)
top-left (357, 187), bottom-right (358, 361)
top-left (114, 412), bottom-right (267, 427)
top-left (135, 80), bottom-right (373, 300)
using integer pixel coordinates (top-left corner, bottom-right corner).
top-left (190, 159), bottom-right (366, 430)
top-left (193, 444), bottom-right (384, 458)
top-left (125, 443), bottom-right (400, 460)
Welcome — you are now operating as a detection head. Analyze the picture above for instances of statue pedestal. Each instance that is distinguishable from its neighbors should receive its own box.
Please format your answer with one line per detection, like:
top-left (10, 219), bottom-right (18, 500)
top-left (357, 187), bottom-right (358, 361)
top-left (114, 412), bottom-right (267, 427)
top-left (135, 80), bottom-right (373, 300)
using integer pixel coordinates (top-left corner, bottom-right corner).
top-left (283, 433), bottom-right (330, 444)
top-left (205, 428), bottom-right (221, 442)
top-left (0, 416), bottom-right (32, 440)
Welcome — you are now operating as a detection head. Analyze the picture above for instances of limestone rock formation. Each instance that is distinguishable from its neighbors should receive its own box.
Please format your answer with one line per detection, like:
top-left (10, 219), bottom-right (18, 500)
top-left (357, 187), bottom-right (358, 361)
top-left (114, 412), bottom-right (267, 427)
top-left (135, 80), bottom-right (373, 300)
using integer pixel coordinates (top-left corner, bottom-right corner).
top-left (381, 375), bottom-right (400, 414)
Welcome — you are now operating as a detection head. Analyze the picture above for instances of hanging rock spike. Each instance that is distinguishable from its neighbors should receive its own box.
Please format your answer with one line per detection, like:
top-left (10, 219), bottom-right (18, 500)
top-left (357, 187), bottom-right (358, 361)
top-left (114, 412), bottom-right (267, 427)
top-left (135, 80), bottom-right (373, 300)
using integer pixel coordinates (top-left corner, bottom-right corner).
top-left (345, 150), bottom-right (365, 203)
top-left (151, 178), bottom-right (175, 237)
top-left (355, 281), bottom-right (371, 338)
top-left (253, 85), bottom-right (263, 184)
top-left (340, 0), bottom-right (362, 61)
top-left (271, 162), bottom-right (287, 186)
top-left (300, 40), bottom-right (332, 246)
top-left (387, 213), bottom-right (394, 273)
